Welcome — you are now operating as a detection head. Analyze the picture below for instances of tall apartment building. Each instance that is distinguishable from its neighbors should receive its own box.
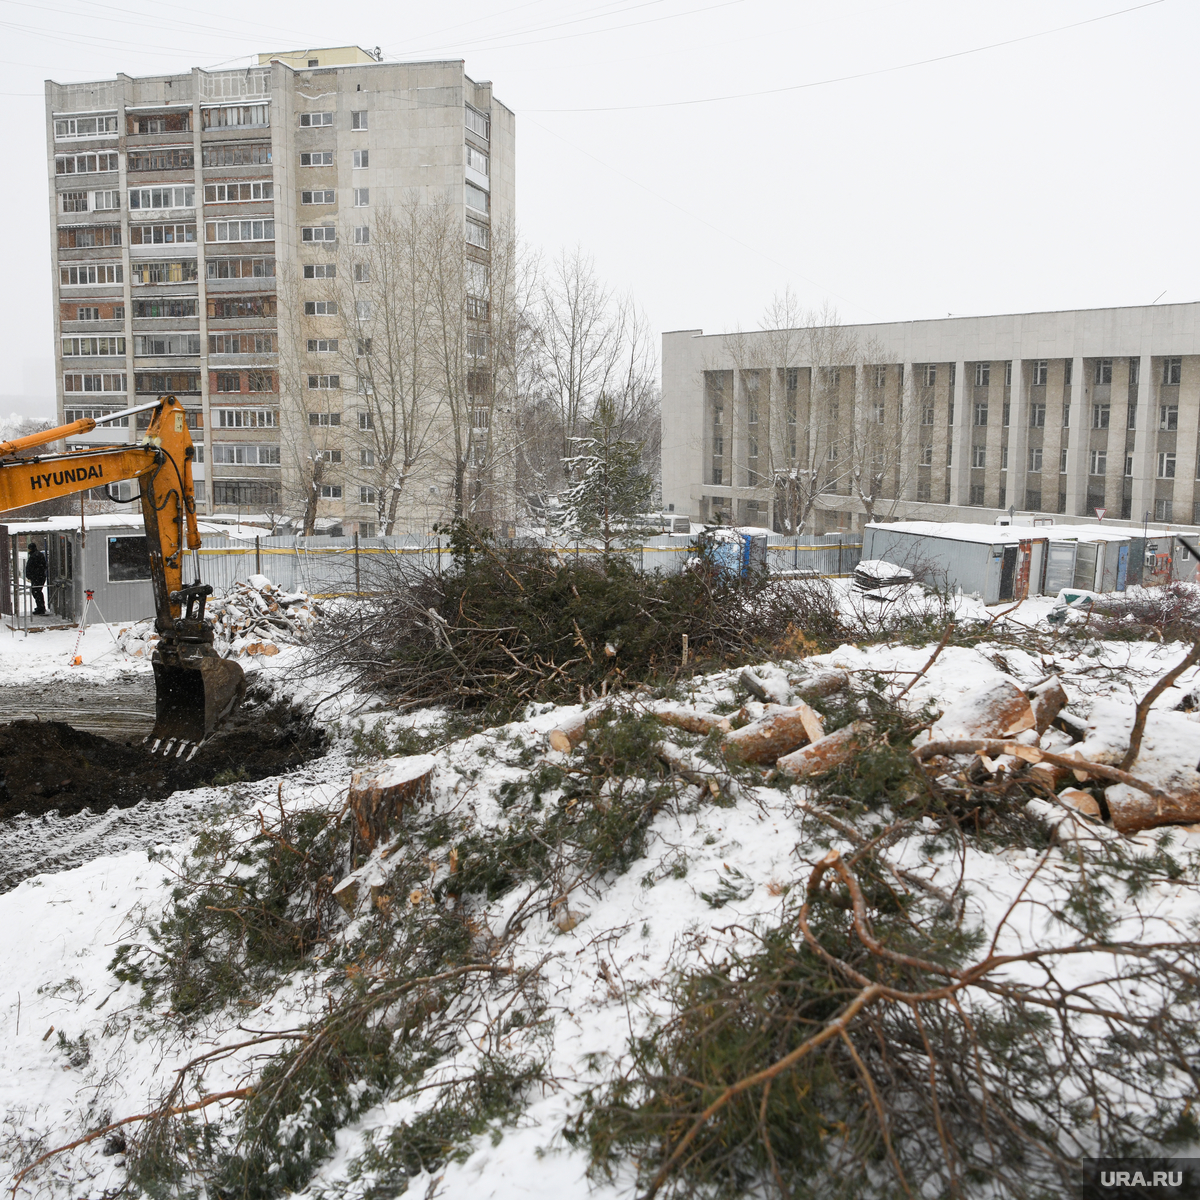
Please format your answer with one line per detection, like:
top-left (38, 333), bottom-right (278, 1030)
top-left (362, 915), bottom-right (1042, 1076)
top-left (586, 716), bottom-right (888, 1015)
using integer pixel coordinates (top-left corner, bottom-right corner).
top-left (45, 46), bottom-right (514, 532)
top-left (662, 303), bottom-right (1200, 534)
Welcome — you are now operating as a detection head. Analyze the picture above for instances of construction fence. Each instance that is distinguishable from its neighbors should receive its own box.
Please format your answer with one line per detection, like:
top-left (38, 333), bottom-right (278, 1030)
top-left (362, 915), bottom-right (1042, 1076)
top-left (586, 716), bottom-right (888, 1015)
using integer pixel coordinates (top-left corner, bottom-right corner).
top-left (198, 533), bottom-right (864, 598)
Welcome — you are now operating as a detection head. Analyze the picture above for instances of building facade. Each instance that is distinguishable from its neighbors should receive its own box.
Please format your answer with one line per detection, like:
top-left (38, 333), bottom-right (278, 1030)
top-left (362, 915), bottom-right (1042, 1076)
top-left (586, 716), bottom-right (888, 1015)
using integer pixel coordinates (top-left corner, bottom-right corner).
top-left (46, 47), bottom-right (514, 532)
top-left (662, 304), bottom-right (1200, 535)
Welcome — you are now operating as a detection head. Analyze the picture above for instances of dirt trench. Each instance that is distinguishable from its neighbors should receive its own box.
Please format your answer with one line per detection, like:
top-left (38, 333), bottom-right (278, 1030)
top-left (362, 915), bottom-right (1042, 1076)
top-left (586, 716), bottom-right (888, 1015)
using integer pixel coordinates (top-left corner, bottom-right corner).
top-left (0, 685), bottom-right (328, 821)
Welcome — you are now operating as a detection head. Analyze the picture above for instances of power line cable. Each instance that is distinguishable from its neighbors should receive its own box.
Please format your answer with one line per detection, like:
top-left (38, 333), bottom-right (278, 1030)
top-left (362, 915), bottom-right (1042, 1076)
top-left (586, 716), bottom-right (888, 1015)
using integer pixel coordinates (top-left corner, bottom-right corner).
top-left (523, 0), bottom-right (1167, 111)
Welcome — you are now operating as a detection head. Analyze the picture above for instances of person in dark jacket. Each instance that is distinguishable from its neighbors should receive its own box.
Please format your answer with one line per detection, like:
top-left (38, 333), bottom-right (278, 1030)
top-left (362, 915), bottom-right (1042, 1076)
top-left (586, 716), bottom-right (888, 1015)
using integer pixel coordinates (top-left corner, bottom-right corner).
top-left (24, 541), bottom-right (47, 614)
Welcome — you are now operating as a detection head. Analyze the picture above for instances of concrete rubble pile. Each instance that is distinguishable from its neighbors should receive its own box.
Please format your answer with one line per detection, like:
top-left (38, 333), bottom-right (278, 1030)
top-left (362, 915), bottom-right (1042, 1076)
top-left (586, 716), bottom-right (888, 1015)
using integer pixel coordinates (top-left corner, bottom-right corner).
top-left (116, 574), bottom-right (323, 659)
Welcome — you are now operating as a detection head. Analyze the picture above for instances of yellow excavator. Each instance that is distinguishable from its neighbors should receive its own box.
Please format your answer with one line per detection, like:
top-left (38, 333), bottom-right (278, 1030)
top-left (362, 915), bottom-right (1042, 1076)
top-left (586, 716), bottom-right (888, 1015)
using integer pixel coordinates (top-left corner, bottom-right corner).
top-left (0, 394), bottom-right (246, 757)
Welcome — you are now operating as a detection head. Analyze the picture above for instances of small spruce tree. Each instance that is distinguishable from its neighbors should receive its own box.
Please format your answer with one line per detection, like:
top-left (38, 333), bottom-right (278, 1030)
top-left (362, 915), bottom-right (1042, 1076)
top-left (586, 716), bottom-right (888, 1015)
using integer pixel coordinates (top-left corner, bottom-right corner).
top-left (554, 395), bottom-right (656, 552)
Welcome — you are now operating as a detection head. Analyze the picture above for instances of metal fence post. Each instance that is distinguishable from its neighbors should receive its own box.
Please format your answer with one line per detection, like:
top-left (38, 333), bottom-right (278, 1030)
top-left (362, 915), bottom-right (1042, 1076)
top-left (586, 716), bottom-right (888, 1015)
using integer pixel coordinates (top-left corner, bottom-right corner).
top-left (837, 535), bottom-right (843, 576)
top-left (255, 535), bottom-right (261, 576)
top-left (354, 530), bottom-right (361, 595)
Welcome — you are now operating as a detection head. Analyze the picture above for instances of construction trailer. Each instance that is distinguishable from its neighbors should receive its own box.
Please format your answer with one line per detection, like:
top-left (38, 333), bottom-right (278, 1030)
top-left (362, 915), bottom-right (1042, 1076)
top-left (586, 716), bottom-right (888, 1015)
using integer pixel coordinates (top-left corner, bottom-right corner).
top-left (860, 521), bottom-right (1182, 604)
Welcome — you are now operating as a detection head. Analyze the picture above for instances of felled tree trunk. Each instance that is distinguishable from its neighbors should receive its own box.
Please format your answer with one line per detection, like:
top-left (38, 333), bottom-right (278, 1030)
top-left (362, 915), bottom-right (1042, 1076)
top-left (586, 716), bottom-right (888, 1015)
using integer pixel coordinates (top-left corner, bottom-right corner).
top-left (776, 721), bottom-right (871, 779)
top-left (724, 701), bottom-right (825, 765)
top-left (1106, 790), bottom-right (1200, 834)
top-left (1030, 678), bottom-right (1068, 735)
top-left (348, 754), bottom-right (436, 850)
top-left (653, 706), bottom-right (732, 736)
top-left (927, 679), bottom-right (1034, 742)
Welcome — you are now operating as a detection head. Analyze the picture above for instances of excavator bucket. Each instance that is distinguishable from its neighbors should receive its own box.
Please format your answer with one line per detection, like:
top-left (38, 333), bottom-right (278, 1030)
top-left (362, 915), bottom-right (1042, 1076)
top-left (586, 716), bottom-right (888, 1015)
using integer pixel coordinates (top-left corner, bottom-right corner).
top-left (148, 642), bottom-right (247, 759)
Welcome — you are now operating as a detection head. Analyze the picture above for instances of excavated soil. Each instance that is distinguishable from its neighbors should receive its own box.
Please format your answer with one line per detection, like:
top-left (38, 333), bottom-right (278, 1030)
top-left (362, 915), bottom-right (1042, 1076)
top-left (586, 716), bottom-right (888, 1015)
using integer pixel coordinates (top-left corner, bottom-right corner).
top-left (0, 688), bottom-right (328, 820)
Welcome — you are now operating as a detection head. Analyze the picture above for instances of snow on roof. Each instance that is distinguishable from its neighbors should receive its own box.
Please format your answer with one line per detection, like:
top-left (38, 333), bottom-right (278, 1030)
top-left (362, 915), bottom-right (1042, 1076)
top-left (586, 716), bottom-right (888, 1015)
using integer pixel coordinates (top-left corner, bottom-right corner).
top-left (869, 520), bottom-right (1154, 546)
top-left (0, 514), bottom-right (148, 534)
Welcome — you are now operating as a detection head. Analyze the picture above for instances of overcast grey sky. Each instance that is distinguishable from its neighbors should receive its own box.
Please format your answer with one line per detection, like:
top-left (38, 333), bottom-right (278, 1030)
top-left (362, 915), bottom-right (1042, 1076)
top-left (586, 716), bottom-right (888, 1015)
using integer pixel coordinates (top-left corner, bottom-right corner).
top-left (1, 0), bottom-right (1193, 417)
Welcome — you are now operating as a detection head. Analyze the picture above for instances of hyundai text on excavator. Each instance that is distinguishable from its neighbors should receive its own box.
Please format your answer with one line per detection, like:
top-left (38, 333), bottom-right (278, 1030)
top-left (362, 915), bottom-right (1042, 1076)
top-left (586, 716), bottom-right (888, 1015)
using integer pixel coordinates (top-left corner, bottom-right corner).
top-left (0, 394), bottom-right (246, 757)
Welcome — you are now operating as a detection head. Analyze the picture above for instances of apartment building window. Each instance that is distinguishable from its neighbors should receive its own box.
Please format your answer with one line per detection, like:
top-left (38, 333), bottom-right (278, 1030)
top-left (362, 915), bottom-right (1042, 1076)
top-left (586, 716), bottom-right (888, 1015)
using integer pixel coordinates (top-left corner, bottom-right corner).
top-left (351, 111), bottom-right (369, 130)
top-left (127, 110), bottom-right (190, 134)
top-left (353, 150), bottom-right (369, 168)
top-left (74, 306), bottom-right (100, 321)
top-left (1001, 445), bottom-right (1008, 470)
top-left (465, 183), bottom-right (489, 215)
top-left (126, 148), bottom-right (193, 173)
top-left (55, 114), bottom-right (118, 139)
top-left (58, 225), bottom-right (120, 248)
top-left (60, 263), bottom-right (123, 286)
top-left (205, 219), bottom-right (274, 242)
top-left (56, 152), bottom-right (119, 175)
top-left (315, 449), bottom-right (342, 464)
top-left (1064, 359), bottom-right (1073, 385)
top-left (1026, 402), bottom-right (1047, 428)
top-left (920, 446), bottom-right (932, 465)
top-left (974, 362), bottom-right (990, 387)
top-left (136, 371), bottom-right (201, 395)
top-left (1163, 356), bottom-right (1182, 385)
top-left (215, 372), bottom-right (241, 393)
top-left (304, 264), bottom-right (336, 278)
top-left (299, 112), bottom-right (333, 127)
top-left (206, 257), bottom-right (274, 279)
top-left (353, 261), bottom-right (370, 283)
top-left (360, 448), bottom-right (375, 466)
top-left (971, 445), bottom-right (986, 467)
top-left (466, 221), bottom-right (489, 249)
top-left (308, 411), bottom-right (341, 426)
top-left (59, 191), bottom-right (87, 213)
top-left (1155, 498), bottom-right (1173, 522)
top-left (945, 444), bottom-right (951, 465)
top-left (215, 408), bottom-right (276, 428)
top-left (301, 190), bottom-right (336, 205)
top-left (300, 151), bottom-right (334, 166)
top-left (207, 295), bottom-right (276, 318)
top-left (61, 336), bottom-right (125, 356)
top-left (921, 364), bottom-right (936, 386)
top-left (465, 105), bottom-right (490, 140)
top-left (1032, 360), bottom-right (1048, 386)
top-left (209, 333), bottom-right (275, 354)
top-left (359, 486), bottom-right (376, 504)
top-left (472, 407), bottom-right (490, 429)
top-left (1092, 403), bottom-right (1110, 428)
top-left (212, 444), bottom-right (280, 465)
top-left (129, 186), bottom-right (193, 210)
top-left (132, 332), bottom-right (200, 358)
top-left (973, 401), bottom-right (988, 426)
top-left (356, 338), bottom-right (372, 357)
top-left (1129, 358), bottom-right (1140, 386)
top-left (302, 226), bottom-right (336, 242)
top-left (202, 104), bottom-right (268, 129)
top-left (1029, 447), bottom-right (1043, 472)
top-left (204, 181), bottom-right (273, 203)
top-left (135, 297), bottom-right (198, 318)
top-left (1090, 450), bottom-right (1107, 475)
top-left (917, 480), bottom-right (931, 501)
top-left (247, 371), bottom-right (275, 392)
top-left (1160, 404), bottom-right (1178, 431)
top-left (203, 144), bottom-right (271, 167)
top-left (1002, 401), bottom-right (1010, 427)
top-left (920, 404), bottom-right (934, 426)
top-left (1125, 453), bottom-right (1133, 477)
top-left (63, 373), bottom-right (126, 394)
top-left (1158, 452), bottom-right (1176, 478)
top-left (1093, 358), bottom-right (1112, 385)
top-left (308, 375), bottom-right (340, 389)
top-left (354, 226), bottom-right (370, 245)
top-left (212, 481), bottom-right (281, 506)
top-left (1004, 361), bottom-right (1012, 386)
top-left (1127, 404), bottom-right (1137, 429)
top-left (305, 300), bottom-right (338, 316)
top-left (319, 485), bottom-right (343, 499)
top-left (1060, 448), bottom-right (1068, 473)
top-left (130, 223), bottom-right (196, 245)
top-left (353, 188), bottom-right (370, 207)
top-left (969, 485), bottom-right (985, 506)
top-left (307, 339), bottom-right (338, 353)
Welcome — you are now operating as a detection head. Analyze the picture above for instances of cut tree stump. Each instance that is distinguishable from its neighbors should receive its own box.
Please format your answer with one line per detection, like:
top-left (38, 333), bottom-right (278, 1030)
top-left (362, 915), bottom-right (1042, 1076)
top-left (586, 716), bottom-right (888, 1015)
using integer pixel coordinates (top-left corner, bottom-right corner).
top-left (1030, 678), bottom-right (1068, 735)
top-left (1057, 787), bottom-right (1102, 818)
top-left (723, 701), bottom-right (824, 764)
top-left (652, 706), bottom-right (732, 736)
top-left (795, 670), bottom-right (850, 702)
top-left (927, 679), bottom-right (1035, 742)
top-left (348, 753), bottom-right (436, 851)
top-left (546, 705), bottom-right (614, 753)
top-left (776, 721), bottom-right (872, 779)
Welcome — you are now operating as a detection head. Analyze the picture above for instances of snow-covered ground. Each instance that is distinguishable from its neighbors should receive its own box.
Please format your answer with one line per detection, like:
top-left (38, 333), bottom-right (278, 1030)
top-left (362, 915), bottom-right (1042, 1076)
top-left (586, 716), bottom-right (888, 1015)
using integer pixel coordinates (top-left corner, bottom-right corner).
top-left (2, 585), bottom-right (1200, 1199)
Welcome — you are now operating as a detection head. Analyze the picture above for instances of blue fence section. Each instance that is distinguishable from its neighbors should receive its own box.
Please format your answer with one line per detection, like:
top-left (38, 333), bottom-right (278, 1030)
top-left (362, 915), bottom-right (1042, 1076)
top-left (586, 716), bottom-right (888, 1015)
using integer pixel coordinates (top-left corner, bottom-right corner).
top-left (197, 533), bottom-right (863, 598)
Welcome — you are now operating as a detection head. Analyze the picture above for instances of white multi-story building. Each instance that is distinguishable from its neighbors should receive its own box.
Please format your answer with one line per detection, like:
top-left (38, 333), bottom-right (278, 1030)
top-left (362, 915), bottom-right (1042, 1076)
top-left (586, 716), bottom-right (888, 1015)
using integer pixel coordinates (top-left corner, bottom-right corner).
top-left (662, 303), bottom-right (1200, 534)
top-left (45, 45), bottom-right (514, 532)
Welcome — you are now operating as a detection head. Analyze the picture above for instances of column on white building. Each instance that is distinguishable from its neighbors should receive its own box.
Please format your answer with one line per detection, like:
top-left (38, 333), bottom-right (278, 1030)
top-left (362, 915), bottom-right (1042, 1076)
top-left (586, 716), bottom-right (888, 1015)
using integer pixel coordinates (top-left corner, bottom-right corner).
top-left (1064, 355), bottom-right (1088, 516)
top-left (1129, 353), bottom-right (1156, 524)
top-left (1006, 358), bottom-right (1028, 513)
top-left (948, 360), bottom-right (970, 505)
